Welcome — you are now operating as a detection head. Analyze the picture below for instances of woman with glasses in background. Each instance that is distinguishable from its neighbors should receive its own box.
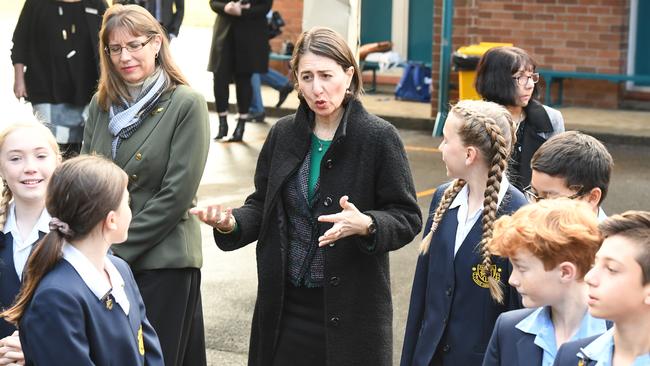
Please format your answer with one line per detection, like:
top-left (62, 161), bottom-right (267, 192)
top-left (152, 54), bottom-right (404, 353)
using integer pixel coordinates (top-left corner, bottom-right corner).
top-left (81, 5), bottom-right (210, 366)
top-left (475, 46), bottom-right (565, 191)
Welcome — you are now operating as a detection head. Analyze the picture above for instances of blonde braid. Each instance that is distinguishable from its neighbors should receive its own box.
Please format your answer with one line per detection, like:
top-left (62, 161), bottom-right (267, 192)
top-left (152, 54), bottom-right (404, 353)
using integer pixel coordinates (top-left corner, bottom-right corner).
top-left (479, 117), bottom-right (510, 303)
top-left (419, 179), bottom-right (465, 254)
top-left (0, 181), bottom-right (13, 231)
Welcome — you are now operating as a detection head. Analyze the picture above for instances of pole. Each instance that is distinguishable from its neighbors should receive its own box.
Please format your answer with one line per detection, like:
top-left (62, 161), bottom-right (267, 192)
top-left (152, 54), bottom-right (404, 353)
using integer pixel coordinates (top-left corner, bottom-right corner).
top-left (433, 0), bottom-right (454, 136)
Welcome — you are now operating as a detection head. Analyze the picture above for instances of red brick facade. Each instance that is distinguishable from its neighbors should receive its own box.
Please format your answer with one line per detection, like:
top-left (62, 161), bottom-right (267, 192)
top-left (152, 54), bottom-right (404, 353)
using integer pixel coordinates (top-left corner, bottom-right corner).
top-left (269, 0), bottom-right (303, 77)
top-left (431, 0), bottom-right (637, 115)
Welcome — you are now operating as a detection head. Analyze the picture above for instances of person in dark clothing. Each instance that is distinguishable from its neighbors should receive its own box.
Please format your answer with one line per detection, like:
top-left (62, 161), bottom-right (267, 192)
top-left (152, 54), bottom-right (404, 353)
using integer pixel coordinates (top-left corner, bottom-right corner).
top-left (11, 0), bottom-right (107, 160)
top-left (208, 0), bottom-right (272, 142)
top-left (191, 27), bottom-right (422, 366)
top-left (475, 46), bottom-right (564, 190)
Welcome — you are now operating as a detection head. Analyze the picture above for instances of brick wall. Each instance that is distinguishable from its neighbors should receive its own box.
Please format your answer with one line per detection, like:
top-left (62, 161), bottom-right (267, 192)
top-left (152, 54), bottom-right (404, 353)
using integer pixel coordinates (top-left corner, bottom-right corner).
top-left (269, 0), bottom-right (303, 78)
top-left (431, 0), bottom-right (631, 116)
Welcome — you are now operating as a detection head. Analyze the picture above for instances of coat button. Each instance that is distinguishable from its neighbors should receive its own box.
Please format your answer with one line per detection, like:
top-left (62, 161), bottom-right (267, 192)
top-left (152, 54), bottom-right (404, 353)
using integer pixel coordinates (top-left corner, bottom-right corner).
top-left (135, 152), bottom-right (143, 161)
top-left (329, 316), bottom-right (340, 327)
top-left (329, 276), bottom-right (340, 286)
top-left (323, 196), bottom-right (333, 207)
top-left (325, 159), bottom-right (333, 169)
top-left (130, 174), bottom-right (138, 181)
top-left (328, 243), bottom-right (336, 248)
top-left (445, 287), bottom-right (452, 297)
top-left (442, 344), bottom-right (451, 353)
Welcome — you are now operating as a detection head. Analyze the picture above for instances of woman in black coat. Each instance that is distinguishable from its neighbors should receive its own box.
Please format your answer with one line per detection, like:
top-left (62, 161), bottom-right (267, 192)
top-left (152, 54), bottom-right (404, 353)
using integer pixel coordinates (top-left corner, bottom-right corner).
top-left (11, 0), bottom-right (107, 158)
top-left (192, 27), bottom-right (422, 366)
top-left (207, 0), bottom-right (271, 142)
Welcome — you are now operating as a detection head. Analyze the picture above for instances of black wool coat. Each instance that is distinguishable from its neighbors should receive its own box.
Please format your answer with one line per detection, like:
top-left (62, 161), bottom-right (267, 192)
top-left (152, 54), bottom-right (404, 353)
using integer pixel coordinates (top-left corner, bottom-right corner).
top-left (213, 99), bottom-right (422, 366)
top-left (207, 0), bottom-right (271, 74)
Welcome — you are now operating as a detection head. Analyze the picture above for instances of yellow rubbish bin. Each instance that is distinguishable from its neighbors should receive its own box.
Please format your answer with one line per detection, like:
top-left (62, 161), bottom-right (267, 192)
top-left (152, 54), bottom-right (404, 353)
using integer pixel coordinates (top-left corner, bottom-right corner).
top-left (453, 42), bottom-right (513, 100)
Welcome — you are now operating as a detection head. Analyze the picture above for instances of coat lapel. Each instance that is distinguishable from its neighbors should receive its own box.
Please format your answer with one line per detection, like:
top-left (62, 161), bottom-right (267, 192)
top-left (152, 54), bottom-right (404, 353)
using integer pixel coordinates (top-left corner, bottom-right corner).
top-left (516, 334), bottom-right (542, 366)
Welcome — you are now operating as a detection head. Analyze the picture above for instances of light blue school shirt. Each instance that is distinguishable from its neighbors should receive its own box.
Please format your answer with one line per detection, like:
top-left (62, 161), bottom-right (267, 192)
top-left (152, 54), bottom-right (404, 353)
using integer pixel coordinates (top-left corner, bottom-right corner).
top-left (516, 306), bottom-right (608, 366)
top-left (579, 328), bottom-right (650, 366)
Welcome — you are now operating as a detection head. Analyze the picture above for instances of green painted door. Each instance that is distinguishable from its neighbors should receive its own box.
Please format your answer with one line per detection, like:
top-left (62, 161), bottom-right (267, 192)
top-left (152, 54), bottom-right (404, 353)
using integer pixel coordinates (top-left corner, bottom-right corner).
top-left (634, 0), bottom-right (650, 86)
top-left (360, 0), bottom-right (392, 44)
top-left (407, 0), bottom-right (433, 63)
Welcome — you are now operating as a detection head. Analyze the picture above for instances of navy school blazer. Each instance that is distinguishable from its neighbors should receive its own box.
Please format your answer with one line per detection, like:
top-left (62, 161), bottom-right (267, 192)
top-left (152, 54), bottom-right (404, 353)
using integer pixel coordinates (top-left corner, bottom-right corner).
top-left (19, 255), bottom-right (164, 366)
top-left (483, 309), bottom-right (613, 366)
top-left (0, 232), bottom-right (44, 338)
top-left (400, 182), bottom-right (527, 366)
top-left (552, 335), bottom-right (601, 366)
top-left (481, 308), bottom-right (541, 366)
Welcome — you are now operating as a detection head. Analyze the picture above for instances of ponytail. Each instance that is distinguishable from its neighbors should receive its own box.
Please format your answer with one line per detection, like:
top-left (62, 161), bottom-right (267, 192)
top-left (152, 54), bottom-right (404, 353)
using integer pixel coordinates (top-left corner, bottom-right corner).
top-left (1, 230), bottom-right (66, 325)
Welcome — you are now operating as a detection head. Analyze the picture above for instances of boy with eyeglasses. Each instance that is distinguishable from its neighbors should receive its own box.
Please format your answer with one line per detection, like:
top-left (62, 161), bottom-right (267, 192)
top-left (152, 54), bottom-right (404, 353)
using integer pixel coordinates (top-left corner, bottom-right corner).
top-left (526, 131), bottom-right (613, 221)
top-left (553, 211), bottom-right (650, 366)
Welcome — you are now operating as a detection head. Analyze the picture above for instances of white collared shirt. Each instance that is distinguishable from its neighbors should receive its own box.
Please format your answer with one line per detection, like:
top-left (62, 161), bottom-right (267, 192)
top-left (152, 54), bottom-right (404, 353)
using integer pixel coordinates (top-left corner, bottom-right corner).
top-left (62, 244), bottom-right (130, 316)
top-left (449, 176), bottom-right (510, 256)
top-left (2, 203), bottom-right (51, 280)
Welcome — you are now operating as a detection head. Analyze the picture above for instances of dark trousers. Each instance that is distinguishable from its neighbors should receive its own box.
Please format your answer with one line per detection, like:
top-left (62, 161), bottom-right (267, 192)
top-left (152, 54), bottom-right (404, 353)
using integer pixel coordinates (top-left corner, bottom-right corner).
top-left (135, 268), bottom-right (207, 366)
top-left (213, 70), bottom-right (252, 114)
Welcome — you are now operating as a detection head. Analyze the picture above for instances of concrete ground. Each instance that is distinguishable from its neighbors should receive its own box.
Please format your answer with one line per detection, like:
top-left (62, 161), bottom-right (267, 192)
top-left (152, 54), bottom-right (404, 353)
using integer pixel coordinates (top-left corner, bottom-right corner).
top-left (1, 20), bottom-right (649, 366)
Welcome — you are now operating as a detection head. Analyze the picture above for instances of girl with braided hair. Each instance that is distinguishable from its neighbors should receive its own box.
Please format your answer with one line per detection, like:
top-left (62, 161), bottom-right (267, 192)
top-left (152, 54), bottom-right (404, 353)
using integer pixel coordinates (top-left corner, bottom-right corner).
top-left (401, 100), bottom-right (527, 366)
top-left (0, 121), bottom-right (60, 365)
top-left (1, 155), bottom-right (164, 366)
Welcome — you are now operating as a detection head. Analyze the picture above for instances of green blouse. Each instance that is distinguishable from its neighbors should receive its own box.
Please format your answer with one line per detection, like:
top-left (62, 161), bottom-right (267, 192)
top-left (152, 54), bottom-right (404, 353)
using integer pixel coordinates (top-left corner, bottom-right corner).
top-left (308, 133), bottom-right (332, 202)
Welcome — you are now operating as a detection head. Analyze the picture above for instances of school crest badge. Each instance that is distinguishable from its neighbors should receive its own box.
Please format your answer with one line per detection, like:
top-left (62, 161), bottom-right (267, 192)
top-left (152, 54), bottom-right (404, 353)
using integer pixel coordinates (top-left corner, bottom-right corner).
top-left (471, 264), bottom-right (502, 288)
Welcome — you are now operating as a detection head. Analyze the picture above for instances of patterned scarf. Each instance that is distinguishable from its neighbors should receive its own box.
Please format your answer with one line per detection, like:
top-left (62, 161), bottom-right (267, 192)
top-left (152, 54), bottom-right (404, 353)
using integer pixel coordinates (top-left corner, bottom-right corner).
top-left (108, 68), bottom-right (167, 158)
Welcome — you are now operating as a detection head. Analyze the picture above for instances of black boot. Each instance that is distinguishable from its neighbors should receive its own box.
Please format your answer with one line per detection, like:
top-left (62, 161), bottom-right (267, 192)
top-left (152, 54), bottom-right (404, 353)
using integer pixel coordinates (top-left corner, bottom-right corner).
top-left (214, 115), bottom-right (228, 140)
top-left (227, 118), bottom-right (246, 142)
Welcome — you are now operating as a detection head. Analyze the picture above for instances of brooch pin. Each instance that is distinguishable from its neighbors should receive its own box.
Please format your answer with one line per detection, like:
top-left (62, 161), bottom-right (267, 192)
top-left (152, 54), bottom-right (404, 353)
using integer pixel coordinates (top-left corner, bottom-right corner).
top-left (101, 293), bottom-right (114, 310)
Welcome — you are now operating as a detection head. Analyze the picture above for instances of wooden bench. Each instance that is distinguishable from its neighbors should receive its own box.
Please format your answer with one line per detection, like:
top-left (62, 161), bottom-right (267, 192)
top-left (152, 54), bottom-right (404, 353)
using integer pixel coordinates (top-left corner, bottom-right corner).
top-left (538, 68), bottom-right (650, 107)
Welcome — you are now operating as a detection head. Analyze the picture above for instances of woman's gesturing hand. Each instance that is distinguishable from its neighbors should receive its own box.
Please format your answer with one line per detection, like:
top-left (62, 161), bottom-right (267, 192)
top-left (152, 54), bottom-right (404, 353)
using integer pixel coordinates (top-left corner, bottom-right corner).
top-left (189, 205), bottom-right (237, 233)
top-left (317, 196), bottom-right (373, 247)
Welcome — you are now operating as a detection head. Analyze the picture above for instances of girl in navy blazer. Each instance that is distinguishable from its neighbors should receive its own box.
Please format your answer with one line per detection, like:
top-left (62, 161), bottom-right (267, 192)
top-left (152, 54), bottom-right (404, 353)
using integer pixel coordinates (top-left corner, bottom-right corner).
top-left (401, 100), bottom-right (527, 366)
top-left (0, 121), bottom-right (61, 364)
top-left (1, 155), bottom-right (163, 366)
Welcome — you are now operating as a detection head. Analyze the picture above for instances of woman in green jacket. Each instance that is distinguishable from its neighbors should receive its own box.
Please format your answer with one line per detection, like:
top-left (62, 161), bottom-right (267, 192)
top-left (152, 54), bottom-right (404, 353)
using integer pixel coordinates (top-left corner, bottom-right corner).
top-left (81, 5), bottom-right (210, 366)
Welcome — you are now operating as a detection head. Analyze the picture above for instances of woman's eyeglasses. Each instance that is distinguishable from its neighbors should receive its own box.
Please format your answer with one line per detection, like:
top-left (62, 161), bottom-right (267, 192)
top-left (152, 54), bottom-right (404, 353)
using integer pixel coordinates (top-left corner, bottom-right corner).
top-left (105, 36), bottom-right (154, 56)
top-left (523, 184), bottom-right (585, 203)
top-left (512, 73), bottom-right (540, 86)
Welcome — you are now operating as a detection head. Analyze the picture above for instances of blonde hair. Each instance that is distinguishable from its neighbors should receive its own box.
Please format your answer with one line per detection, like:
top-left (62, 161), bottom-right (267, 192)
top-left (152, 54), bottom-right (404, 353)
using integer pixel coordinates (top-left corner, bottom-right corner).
top-left (489, 199), bottom-right (602, 279)
top-left (96, 4), bottom-right (188, 110)
top-left (2, 155), bottom-right (128, 325)
top-left (420, 100), bottom-right (515, 302)
top-left (0, 121), bottom-right (60, 231)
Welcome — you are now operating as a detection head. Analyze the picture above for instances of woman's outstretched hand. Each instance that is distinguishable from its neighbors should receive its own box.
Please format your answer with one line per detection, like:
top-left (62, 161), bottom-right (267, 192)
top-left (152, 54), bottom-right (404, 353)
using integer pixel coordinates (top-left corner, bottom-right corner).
top-left (317, 196), bottom-right (373, 247)
top-left (189, 204), bottom-right (236, 233)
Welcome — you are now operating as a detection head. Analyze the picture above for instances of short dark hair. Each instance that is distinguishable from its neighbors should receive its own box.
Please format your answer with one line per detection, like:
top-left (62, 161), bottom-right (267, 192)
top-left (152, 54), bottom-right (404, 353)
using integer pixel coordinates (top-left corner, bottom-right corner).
top-left (531, 131), bottom-right (613, 204)
top-left (291, 27), bottom-right (363, 101)
top-left (599, 211), bottom-right (650, 284)
top-left (475, 46), bottom-right (538, 106)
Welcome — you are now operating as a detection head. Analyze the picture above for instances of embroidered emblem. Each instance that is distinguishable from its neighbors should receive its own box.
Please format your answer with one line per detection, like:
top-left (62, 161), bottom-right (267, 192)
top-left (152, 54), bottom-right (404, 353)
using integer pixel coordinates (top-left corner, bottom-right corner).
top-left (471, 264), bottom-right (502, 288)
top-left (138, 325), bottom-right (145, 355)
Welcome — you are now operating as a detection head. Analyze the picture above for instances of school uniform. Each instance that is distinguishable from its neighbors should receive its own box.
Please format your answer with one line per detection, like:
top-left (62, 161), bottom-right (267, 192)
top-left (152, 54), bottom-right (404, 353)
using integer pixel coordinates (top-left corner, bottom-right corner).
top-left (482, 307), bottom-right (608, 366)
top-left (0, 205), bottom-right (49, 338)
top-left (553, 328), bottom-right (650, 366)
top-left (19, 244), bottom-right (164, 366)
top-left (401, 179), bottom-right (527, 366)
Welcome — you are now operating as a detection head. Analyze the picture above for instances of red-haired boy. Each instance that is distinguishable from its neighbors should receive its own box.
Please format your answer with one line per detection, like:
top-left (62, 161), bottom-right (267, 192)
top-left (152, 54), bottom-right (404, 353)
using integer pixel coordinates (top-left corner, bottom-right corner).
top-left (482, 199), bottom-right (607, 366)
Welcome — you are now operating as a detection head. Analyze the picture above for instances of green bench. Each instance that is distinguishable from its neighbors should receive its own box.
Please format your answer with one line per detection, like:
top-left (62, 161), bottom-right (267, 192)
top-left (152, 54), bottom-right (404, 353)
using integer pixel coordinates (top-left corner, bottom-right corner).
top-left (538, 68), bottom-right (650, 107)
